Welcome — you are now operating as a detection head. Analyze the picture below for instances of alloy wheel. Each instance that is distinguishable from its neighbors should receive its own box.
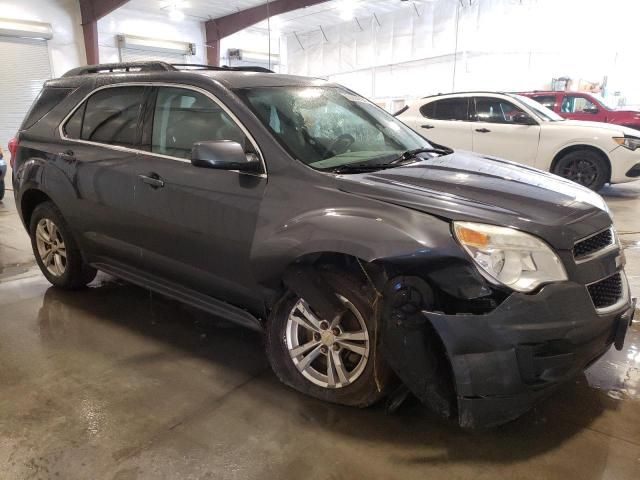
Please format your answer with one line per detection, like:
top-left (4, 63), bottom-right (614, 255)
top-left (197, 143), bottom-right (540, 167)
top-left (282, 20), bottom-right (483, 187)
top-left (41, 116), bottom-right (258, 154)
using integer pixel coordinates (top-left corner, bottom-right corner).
top-left (285, 295), bottom-right (370, 389)
top-left (35, 218), bottom-right (67, 277)
top-left (561, 158), bottom-right (598, 187)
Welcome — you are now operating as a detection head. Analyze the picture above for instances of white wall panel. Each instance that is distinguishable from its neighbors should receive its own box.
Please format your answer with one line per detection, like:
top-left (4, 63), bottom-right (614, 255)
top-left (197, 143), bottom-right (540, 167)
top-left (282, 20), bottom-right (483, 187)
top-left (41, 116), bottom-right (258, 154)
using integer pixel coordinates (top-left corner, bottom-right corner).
top-left (286, 0), bottom-right (640, 107)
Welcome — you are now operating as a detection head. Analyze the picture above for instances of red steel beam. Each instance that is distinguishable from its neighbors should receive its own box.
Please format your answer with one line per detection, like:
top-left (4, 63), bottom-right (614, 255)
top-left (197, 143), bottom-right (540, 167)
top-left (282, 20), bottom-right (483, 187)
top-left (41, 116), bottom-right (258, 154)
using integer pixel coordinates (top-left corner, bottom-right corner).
top-left (78, 0), bottom-right (131, 64)
top-left (205, 0), bottom-right (329, 66)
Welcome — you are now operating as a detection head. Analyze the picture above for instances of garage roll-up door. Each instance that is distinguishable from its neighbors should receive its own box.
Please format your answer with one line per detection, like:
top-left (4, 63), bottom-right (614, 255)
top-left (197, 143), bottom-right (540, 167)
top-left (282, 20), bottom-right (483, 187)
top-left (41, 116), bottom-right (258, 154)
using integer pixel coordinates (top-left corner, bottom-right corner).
top-left (0, 37), bottom-right (51, 149)
top-left (120, 48), bottom-right (186, 64)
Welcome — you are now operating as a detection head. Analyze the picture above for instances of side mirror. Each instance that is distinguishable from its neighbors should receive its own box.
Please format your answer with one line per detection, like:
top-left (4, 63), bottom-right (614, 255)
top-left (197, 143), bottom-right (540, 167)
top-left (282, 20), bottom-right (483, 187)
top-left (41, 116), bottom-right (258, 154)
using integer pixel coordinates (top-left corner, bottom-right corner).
top-left (583, 107), bottom-right (599, 114)
top-left (191, 140), bottom-right (261, 173)
top-left (512, 113), bottom-right (537, 125)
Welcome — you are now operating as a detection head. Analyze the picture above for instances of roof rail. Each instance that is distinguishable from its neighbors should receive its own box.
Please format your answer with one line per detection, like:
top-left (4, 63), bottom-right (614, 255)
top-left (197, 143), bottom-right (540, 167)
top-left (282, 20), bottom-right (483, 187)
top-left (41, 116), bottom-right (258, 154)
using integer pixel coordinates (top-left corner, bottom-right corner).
top-left (62, 61), bottom-right (177, 77)
top-left (172, 64), bottom-right (274, 73)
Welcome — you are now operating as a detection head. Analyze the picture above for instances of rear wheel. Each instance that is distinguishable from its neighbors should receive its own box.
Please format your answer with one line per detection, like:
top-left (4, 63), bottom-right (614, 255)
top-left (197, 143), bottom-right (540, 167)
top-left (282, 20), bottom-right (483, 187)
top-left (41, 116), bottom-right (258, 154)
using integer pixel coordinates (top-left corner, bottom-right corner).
top-left (29, 202), bottom-right (96, 289)
top-left (266, 272), bottom-right (393, 407)
top-left (553, 149), bottom-right (609, 191)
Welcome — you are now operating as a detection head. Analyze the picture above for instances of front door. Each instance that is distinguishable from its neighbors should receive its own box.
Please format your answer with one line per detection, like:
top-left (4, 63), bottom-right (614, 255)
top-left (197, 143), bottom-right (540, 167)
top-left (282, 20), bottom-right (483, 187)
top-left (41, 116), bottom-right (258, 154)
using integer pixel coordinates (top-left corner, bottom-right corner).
top-left (126, 86), bottom-right (267, 308)
top-left (560, 94), bottom-right (604, 122)
top-left (471, 96), bottom-right (541, 166)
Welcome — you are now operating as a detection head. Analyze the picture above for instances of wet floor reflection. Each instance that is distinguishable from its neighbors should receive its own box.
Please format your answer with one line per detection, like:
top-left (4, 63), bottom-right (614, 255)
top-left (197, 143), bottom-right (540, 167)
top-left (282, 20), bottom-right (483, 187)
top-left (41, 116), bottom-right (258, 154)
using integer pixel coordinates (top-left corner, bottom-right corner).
top-left (27, 277), bottom-right (640, 469)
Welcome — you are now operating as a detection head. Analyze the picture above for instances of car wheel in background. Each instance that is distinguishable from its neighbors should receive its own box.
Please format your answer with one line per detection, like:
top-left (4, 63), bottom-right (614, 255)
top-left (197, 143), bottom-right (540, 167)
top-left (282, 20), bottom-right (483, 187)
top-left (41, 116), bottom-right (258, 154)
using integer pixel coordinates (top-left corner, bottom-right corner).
top-left (266, 271), bottom-right (393, 407)
top-left (29, 201), bottom-right (97, 289)
top-left (553, 149), bottom-right (609, 191)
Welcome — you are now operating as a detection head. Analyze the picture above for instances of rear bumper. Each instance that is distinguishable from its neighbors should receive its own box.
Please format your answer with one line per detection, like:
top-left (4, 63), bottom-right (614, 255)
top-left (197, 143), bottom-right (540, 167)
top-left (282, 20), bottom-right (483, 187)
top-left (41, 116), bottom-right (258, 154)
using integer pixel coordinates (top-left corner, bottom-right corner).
top-left (384, 276), bottom-right (634, 428)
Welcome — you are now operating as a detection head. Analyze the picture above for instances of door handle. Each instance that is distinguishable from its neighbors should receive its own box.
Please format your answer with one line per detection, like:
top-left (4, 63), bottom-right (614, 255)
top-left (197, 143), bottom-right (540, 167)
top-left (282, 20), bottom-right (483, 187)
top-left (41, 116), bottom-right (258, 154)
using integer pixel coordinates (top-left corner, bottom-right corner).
top-left (59, 149), bottom-right (75, 160)
top-left (138, 173), bottom-right (164, 189)
top-left (421, 124), bottom-right (435, 129)
top-left (475, 128), bottom-right (491, 133)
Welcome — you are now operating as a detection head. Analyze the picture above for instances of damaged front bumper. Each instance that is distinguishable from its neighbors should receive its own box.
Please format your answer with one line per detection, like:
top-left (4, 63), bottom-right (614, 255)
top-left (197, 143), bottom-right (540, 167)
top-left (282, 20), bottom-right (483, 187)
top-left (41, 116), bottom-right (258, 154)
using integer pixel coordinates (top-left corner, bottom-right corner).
top-left (383, 276), bottom-right (635, 428)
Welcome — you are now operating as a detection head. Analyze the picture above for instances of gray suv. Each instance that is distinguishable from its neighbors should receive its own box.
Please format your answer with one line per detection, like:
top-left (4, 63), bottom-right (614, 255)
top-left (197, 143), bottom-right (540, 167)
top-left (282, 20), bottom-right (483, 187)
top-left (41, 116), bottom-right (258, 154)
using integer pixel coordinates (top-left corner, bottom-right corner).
top-left (10, 62), bottom-right (635, 428)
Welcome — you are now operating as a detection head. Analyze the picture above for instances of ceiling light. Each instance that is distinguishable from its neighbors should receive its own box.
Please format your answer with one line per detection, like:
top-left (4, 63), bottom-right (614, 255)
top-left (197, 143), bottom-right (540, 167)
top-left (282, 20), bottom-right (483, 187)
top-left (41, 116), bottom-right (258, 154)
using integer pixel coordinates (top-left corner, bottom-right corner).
top-left (338, 0), bottom-right (358, 20)
top-left (162, 1), bottom-right (188, 21)
top-left (168, 8), bottom-right (185, 21)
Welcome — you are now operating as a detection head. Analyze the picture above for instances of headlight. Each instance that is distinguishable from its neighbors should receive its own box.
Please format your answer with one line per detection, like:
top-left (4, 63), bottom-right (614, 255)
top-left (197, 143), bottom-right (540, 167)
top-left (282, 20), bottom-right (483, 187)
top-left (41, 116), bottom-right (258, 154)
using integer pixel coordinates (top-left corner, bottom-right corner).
top-left (453, 222), bottom-right (567, 293)
top-left (613, 136), bottom-right (640, 151)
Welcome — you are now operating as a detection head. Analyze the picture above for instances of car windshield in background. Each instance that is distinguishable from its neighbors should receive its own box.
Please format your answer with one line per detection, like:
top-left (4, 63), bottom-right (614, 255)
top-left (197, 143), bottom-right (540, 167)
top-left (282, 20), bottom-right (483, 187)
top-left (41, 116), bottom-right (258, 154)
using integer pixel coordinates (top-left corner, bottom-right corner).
top-left (514, 94), bottom-right (564, 121)
top-left (593, 95), bottom-right (620, 110)
top-left (236, 86), bottom-right (433, 171)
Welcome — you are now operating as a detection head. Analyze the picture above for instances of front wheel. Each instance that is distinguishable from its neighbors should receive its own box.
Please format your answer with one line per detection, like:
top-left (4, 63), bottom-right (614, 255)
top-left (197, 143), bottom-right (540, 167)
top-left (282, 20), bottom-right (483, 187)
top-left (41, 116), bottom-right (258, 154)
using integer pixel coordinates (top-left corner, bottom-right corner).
top-left (29, 201), bottom-right (97, 289)
top-left (265, 271), bottom-right (393, 407)
top-left (553, 149), bottom-right (609, 191)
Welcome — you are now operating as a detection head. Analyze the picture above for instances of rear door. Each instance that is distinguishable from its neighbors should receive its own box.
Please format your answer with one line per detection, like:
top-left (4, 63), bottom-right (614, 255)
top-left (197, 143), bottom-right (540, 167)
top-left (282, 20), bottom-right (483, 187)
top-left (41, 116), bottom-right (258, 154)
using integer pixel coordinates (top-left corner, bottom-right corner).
top-left (470, 96), bottom-right (540, 166)
top-left (61, 85), bottom-right (149, 263)
top-left (123, 85), bottom-right (267, 308)
top-left (560, 93), bottom-right (604, 122)
top-left (414, 97), bottom-right (473, 150)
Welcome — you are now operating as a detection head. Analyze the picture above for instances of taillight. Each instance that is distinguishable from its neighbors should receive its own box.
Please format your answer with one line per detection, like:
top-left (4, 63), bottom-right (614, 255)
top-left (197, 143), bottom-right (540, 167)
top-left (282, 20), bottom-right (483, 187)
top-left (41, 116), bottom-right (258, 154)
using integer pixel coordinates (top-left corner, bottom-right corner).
top-left (8, 137), bottom-right (18, 169)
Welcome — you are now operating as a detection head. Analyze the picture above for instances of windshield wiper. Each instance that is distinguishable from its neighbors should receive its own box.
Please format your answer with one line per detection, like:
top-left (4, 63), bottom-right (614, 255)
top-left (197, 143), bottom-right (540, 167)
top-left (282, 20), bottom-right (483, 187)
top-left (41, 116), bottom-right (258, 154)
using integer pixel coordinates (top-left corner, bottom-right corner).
top-left (324, 146), bottom-right (454, 174)
top-left (388, 146), bottom-right (454, 165)
top-left (327, 163), bottom-right (402, 174)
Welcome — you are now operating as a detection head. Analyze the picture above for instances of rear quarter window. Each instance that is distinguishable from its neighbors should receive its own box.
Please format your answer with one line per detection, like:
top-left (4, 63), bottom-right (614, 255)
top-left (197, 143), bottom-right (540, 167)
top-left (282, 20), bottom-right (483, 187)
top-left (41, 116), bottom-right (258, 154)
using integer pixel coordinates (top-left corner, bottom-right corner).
top-left (21, 87), bottom-right (74, 130)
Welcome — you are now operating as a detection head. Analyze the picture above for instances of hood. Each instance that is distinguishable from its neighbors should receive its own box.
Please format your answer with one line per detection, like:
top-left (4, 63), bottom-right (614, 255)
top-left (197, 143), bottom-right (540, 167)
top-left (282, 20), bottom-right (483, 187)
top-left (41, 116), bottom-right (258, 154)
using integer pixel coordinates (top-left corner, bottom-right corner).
top-left (336, 151), bottom-right (612, 250)
top-left (554, 119), bottom-right (640, 136)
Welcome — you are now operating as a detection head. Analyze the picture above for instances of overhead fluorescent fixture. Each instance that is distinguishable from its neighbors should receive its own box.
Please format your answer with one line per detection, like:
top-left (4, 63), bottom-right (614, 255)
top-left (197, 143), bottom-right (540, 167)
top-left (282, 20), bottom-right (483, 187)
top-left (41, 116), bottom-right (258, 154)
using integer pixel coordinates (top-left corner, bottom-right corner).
top-left (227, 49), bottom-right (280, 64)
top-left (0, 18), bottom-right (53, 40)
top-left (118, 34), bottom-right (195, 55)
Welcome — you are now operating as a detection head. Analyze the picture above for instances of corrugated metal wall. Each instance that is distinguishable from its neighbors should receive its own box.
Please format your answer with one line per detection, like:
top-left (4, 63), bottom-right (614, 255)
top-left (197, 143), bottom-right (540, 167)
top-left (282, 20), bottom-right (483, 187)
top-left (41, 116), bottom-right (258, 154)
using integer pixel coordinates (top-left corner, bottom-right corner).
top-left (0, 37), bottom-right (52, 149)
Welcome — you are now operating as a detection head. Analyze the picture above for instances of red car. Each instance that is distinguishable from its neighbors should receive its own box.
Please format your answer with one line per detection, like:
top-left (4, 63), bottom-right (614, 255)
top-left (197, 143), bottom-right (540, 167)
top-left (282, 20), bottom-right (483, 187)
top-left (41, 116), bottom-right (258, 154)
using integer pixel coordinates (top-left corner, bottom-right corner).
top-left (519, 91), bottom-right (640, 130)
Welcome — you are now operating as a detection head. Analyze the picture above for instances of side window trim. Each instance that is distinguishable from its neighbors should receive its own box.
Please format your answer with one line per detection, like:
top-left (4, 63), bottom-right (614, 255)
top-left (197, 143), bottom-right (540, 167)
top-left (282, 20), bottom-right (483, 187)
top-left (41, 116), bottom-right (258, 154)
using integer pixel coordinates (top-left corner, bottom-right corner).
top-left (58, 82), bottom-right (266, 175)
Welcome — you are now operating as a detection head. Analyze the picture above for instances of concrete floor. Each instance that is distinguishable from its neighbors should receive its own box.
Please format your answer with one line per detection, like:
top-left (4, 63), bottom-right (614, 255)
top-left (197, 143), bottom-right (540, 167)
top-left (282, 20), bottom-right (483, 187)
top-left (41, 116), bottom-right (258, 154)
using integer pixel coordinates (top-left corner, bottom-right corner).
top-left (1, 182), bottom-right (640, 480)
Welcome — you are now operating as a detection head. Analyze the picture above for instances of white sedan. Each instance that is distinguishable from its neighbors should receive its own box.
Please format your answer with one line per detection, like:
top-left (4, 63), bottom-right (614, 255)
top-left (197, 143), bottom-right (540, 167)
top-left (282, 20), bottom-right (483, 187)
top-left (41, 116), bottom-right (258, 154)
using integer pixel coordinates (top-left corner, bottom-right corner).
top-left (397, 92), bottom-right (640, 190)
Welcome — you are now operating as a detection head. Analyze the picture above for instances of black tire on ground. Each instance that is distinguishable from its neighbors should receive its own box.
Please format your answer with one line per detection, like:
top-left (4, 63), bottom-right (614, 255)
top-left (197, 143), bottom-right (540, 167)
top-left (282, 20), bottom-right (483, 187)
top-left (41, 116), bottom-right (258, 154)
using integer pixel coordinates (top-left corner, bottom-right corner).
top-left (553, 149), bottom-right (609, 191)
top-left (265, 271), bottom-right (394, 407)
top-left (29, 201), bottom-right (97, 289)
top-left (0, 178), bottom-right (5, 201)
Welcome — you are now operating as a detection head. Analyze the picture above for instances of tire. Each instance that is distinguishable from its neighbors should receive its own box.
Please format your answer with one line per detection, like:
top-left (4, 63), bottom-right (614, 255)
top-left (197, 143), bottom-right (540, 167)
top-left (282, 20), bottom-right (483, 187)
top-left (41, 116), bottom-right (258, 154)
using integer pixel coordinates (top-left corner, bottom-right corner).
top-left (29, 201), bottom-right (96, 289)
top-left (266, 271), bottom-right (393, 407)
top-left (553, 149), bottom-right (609, 191)
top-left (0, 178), bottom-right (5, 201)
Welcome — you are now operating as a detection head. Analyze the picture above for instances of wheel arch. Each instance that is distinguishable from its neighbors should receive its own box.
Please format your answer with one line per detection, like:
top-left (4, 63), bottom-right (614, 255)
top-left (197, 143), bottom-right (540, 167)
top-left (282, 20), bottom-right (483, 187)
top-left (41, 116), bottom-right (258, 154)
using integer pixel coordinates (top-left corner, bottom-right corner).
top-left (20, 188), bottom-right (54, 229)
top-left (550, 144), bottom-right (611, 183)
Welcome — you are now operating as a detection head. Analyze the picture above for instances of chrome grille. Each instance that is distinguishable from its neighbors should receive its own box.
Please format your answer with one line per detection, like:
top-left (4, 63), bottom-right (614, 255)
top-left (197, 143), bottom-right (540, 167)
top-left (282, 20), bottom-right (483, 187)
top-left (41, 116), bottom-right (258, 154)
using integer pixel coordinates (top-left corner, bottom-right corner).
top-left (587, 273), bottom-right (623, 310)
top-left (574, 228), bottom-right (614, 260)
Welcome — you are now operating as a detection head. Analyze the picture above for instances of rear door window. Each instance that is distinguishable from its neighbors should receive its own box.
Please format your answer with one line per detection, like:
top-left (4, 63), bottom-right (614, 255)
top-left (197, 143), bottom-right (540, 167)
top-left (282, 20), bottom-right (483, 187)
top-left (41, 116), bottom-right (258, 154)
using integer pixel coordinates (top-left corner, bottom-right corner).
top-left (420, 98), bottom-right (469, 121)
top-left (64, 86), bottom-right (146, 148)
top-left (531, 95), bottom-right (557, 110)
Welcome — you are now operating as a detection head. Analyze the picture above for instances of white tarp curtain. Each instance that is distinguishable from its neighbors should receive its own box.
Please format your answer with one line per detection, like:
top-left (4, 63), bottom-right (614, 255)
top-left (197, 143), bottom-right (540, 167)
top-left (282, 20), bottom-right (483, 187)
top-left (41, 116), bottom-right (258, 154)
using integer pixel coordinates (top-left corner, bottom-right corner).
top-left (286, 0), bottom-right (640, 106)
